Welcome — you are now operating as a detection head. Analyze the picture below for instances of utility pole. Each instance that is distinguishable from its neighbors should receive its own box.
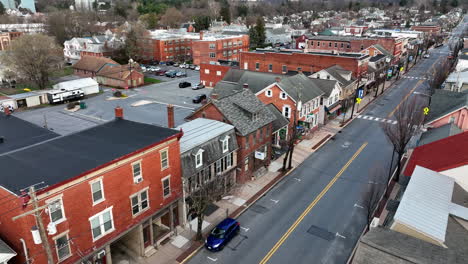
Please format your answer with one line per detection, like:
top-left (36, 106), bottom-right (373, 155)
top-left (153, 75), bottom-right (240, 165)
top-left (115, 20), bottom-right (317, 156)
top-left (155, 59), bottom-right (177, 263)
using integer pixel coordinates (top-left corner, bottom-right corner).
top-left (13, 186), bottom-right (55, 264)
top-left (349, 77), bottom-right (360, 120)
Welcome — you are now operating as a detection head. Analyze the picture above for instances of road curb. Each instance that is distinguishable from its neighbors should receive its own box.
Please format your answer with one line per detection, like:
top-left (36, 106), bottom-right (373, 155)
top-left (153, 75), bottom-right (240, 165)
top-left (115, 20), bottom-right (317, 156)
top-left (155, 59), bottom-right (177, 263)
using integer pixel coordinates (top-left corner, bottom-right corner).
top-left (177, 133), bottom-right (334, 263)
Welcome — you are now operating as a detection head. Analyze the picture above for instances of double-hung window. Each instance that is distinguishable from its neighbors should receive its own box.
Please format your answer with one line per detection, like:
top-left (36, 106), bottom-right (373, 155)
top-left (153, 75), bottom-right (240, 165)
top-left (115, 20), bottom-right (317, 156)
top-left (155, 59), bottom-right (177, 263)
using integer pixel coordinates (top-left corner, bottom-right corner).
top-left (131, 189), bottom-right (149, 216)
top-left (221, 136), bottom-right (230, 153)
top-left (55, 233), bottom-right (71, 261)
top-left (195, 149), bottom-right (204, 168)
top-left (132, 161), bottom-right (142, 183)
top-left (89, 207), bottom-right (114, 241)
top-left (90, 179), bottom-right (104, 204)
top-left (162, 176), bottom-right (171, 198)
top-left (48, 198), bottom-right (65, 224)
top-left (161, 149), bottom-right (169, 170)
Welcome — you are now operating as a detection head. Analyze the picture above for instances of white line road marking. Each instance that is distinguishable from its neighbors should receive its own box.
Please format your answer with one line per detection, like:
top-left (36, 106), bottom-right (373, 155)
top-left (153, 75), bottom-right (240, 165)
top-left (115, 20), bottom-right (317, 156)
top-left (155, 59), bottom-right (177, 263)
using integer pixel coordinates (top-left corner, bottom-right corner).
top-left (374, 118), bottom-right (380, 121)
top-left (392, 121), bottom-right (398, 124)
top-left (151, 100), bottom-right (196, 110)
top-left (293, 178), bottom-right (301, 182)
top-left (270, 199), bottom-right (279, 204)
top-left (387, 120), bottom-right (393, 123)
top-left (357, 115), bottom-right (362, 118)
top-left (380, 119), bottom-right (385, 122)
top-left (207, 257), bottom-right (218, 261)
top-left (336, 232), bottom-right (347, 239)
top-left (363, 116), bottom-right (369, 119)
top-left (354, 203), bottom-right (364, 209)
top-left (241, 227), bottom-right (250, 232)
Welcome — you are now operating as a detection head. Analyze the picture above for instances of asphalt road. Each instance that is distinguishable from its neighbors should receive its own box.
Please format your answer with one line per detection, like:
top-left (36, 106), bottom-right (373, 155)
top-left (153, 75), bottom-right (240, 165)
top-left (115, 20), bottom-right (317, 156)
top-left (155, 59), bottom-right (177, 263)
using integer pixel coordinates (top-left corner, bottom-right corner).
top-left (186, 19), bottom-right (466, 264)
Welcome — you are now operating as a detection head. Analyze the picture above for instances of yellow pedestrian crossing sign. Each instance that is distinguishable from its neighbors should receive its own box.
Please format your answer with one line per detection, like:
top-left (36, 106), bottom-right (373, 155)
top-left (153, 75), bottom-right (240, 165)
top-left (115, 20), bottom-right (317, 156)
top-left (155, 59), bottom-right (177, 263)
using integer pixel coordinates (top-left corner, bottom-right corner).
top-left (423, 107), bottom-right (429, 115)
top-left (356, 98), bottom-right (362, 104)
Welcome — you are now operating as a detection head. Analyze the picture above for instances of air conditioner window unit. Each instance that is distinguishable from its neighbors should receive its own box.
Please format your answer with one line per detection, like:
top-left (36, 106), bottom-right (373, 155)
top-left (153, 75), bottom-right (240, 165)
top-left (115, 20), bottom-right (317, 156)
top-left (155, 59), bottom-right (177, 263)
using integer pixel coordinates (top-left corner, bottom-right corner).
top-left (134, 176), bottom-right (143, 183)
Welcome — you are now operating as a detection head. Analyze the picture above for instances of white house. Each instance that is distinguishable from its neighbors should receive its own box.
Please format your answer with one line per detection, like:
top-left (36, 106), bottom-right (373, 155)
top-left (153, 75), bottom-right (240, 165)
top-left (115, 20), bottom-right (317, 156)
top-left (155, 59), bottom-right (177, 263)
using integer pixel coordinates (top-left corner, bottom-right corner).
top-left (53, 78), bottom-right (100, 95)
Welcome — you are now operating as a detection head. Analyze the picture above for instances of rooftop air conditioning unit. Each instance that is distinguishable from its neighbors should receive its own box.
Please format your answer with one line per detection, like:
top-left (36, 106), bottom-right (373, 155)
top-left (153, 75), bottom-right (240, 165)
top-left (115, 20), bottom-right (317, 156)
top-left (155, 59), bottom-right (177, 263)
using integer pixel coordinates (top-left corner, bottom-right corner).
top-left (370, 217), bottom-right (380, 229)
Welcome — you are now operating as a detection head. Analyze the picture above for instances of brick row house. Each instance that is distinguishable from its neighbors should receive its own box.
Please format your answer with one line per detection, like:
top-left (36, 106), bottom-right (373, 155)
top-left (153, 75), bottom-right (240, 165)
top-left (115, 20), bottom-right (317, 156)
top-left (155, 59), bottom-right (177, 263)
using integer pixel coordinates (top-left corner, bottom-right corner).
top-left (239, 49), bottom-right (370, 79)
top-left (0, 31), bottom-right (23, 51)
top-left (0, 109), bottom-right (184, 264)
top-left (73, 56), bottom-right (144, 88)
top-left (176, 118), bottom-right (239, 224)
top-left (186, 88), bottom-right (277, 183)
top-left (191, 32), bottom-right (249, 65)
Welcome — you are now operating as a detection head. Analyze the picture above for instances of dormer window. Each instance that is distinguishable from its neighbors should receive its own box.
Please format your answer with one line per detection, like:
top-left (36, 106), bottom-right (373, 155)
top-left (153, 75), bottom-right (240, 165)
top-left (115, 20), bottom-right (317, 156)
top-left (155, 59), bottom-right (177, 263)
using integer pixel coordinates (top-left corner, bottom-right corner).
top-left (280, 92), bottom-right (287, 100)
top-left (265, 89), bottom-right (272, 97)
top-left (252, 112), bottom-right (260, 121)
top-left (195, 149), bottom-right (204, 168)
top-left (221, 136), bottom-right (230, 153)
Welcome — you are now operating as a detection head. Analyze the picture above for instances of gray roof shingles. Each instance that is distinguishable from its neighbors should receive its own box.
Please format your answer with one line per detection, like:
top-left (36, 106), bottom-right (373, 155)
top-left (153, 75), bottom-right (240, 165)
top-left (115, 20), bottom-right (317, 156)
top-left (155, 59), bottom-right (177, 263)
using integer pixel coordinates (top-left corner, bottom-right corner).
top-left (212, 89), bottom-right (276, 136)
top-left (418, 123), bottom-right (463, 146)
top-left (427, 90), bottom-right (468, 123)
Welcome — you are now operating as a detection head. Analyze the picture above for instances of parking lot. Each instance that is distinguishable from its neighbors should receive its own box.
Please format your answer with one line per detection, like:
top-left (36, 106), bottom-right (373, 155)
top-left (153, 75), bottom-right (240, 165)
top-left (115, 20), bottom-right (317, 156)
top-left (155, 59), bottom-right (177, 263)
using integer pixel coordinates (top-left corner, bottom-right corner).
top-left (14, 71), bottom-right (210, 135)
top-left (143, 64), bottom-right (200, 82)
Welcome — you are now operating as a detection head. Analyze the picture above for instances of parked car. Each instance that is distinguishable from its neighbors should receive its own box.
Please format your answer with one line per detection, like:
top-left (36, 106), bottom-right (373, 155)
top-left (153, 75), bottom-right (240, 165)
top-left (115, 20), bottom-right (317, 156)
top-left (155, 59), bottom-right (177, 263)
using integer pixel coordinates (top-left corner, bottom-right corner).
top-left (165, 70), bottom-right (177, 78)
top-left (205, 218), bottom-right (240, 251)
top-left (173, 62), bottom-right (179, 67)
top-left (155, 69), bottom-right (166, 76)
top-left (193, 94), bottom-right (207, 103)
top-left (159, 61), bottom-right (166, 65)
top-left (141, 66), bottom-right (147, 72)
top-left (195, 66), bottom-right (200, 71)
top-left (179, 81), bottom-right (191, 88)
top-left (176, 71), bottom-right (187, 77)
top-left (179, 64), bottom-right (186, 68)
top-left (423, 54), bottom-right (430, 58)
top-left (435, 43), bottom-right (443, 48)
top-left (189, 64), bottom-right (196, 70)
top-left (192, 83), bottom-right (205, 90)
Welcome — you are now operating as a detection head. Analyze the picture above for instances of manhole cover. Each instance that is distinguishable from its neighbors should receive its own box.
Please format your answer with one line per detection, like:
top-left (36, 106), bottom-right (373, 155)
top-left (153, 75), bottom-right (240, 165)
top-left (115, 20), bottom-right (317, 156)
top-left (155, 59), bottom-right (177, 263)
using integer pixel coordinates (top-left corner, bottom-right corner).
top-left (250, 204), bottom-right (269, 214)
top-left (307, 225), bottom-right (335, 241)
top-left (342, 141), bottom-right (351, 148)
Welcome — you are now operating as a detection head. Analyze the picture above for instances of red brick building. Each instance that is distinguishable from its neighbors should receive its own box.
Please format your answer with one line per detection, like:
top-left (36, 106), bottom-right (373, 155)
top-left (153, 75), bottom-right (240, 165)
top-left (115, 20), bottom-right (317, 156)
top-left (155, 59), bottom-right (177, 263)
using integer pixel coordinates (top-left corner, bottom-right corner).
top-left (187, 89), bottom-right (276, 183)
top-left (73, 56), bottom-right (119, 78)
top-left (192, 33), bottom-right (249, 65)
top-left (0, 32), bottom-right (23, 51)
top-left (343, 25), bottom-right (368, 36)
top-left (239, 49), bottom-right (369, 78)
top-left (411, 25), bottom-right (441, 35)
top-left (200, 63), bottom-right (234, 87)
top-left (96, 64), bottom-right (145, 88)
top-left (0, 109), bottom-right (184, 264)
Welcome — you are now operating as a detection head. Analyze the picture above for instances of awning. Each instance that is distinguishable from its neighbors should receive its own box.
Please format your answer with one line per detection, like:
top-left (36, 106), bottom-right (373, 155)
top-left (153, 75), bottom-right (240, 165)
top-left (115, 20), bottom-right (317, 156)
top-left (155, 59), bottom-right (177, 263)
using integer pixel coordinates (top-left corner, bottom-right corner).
top-left (329, 104), bottom-right (342, 113)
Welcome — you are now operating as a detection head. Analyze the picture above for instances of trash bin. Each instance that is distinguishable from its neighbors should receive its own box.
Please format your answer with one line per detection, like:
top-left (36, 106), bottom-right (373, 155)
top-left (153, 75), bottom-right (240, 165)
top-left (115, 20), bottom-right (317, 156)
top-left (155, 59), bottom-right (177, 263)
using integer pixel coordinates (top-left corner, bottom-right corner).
top-left (79, 101), bottom-right (87, 109)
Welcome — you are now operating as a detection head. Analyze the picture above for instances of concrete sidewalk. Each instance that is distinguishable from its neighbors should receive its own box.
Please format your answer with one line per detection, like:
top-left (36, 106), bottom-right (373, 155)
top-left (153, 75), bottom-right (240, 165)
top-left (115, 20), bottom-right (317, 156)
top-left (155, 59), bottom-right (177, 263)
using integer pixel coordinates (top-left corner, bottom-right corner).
top-left (134, 62), bottom-right (420, 264)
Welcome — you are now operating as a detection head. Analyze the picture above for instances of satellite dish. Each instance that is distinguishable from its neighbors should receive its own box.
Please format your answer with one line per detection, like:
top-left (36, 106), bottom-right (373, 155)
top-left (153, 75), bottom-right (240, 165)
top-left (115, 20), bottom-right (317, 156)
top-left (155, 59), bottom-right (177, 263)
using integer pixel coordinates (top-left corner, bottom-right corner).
top-left (47, 222), bottom-right (57, 235)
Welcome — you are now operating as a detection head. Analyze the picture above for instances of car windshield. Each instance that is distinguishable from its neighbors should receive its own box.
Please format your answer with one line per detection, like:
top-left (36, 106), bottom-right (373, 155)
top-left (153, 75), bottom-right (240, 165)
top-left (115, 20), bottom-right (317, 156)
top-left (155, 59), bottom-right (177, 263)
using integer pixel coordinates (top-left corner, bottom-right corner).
top-left (211, 227), bottom-right (226, 238)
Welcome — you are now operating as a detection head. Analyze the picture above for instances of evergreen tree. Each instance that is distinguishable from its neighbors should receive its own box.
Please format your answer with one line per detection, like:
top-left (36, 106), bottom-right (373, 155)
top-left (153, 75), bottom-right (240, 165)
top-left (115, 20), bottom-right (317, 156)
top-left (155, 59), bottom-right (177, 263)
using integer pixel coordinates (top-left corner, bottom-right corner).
top-left (348, 1), bottom-right (353, 10)
top-left (450, 0), bottom-right (459, 7)
top-left (194, 16), bottom-right (211, 32)
top-left (255, 17), bottom-right (266, 47)
top-left (249, 27), bottom-right (258, 47)
top-left (220, 1), bottom-right (231, 24)
top-left (0, 2), bottom-right (5, 15)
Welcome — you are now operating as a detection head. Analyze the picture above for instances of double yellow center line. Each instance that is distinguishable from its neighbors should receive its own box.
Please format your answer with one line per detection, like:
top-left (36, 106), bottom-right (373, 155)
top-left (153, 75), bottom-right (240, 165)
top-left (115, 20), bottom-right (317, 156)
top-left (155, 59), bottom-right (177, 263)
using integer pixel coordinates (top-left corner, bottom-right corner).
top-left (259, 142), bottom-right (368, 264)
top-left (387, 79), bottom-right (424, 118)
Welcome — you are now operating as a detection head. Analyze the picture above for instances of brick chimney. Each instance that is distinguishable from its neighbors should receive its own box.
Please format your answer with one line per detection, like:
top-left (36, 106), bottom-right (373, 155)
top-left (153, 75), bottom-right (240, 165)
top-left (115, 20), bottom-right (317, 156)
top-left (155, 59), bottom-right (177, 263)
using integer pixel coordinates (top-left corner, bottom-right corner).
top-left (211, 93), bottom-right (219, 100)
top-left (115, 106), bottom-right (123, 119)
top-left (243, 83), bottom-right (249, 89)
top-left (275, 77), bottom-right (281, 83)
top-left (167, 104), bottom-right (175, 128)
top-left (200, 31), bottom-right (204, 40)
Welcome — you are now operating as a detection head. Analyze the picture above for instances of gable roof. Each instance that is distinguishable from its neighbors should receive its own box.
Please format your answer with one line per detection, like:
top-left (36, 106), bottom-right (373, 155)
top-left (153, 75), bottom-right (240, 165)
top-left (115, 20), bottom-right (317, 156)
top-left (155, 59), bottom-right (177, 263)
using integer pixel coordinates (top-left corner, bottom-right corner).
top-left (73, 56), bottom-right (118, 73)
top-left (426, 90), bottom-right (468, 123)
top-left (0, 119), bottom-right (180, 194)
top-left (96, 64), bottom-right (135, 80)
top-left (0, 113), bottom-right (59, 155)
top-left (372, 44), bottom-right (393, 58)
top-left (309, 78), bottom-right (338, 97)
top-left (418, 123), bottom-right (463, 146)
top-left (266, 104), bottom-right (289, 132)
top-left (277, 73), bottom-right (324, 102)
top-left (211, 89), bottom-right (276, 136)
top-left (322, 65), bottom-right (355, 87)
top-left (404, 131), bottom-right (468, 176)
top-left (394, 166), bottom-right (455, 244)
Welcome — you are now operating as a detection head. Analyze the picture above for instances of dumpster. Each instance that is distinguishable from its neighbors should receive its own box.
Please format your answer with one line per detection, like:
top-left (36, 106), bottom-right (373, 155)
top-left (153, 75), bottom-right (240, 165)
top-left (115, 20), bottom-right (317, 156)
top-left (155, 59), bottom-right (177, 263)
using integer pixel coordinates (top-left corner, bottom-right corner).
top-left (79, 101), bottom-right (87, 109)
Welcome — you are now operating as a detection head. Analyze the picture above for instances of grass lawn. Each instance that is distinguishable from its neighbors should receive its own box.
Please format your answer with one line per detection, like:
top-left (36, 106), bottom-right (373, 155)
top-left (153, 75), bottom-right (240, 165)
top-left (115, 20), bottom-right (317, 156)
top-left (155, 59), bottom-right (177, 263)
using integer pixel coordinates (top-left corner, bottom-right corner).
top-left (51, 66), bottom-right (74, 78)
top-left (144, 77), bottom-right (163, 84)
top-left (0, 85), bottom-right (41, 96)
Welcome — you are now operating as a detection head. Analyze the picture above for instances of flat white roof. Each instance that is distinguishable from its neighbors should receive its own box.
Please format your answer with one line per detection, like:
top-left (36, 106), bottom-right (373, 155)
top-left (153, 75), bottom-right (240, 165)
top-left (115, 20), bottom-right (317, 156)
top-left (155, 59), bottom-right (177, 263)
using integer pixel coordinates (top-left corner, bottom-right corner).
top-left (176, 118), bottom-right (234, 153)
top-left (53, 78), bottom-right (98, 90)
top-left (394, 166), bottom-right (454, 243)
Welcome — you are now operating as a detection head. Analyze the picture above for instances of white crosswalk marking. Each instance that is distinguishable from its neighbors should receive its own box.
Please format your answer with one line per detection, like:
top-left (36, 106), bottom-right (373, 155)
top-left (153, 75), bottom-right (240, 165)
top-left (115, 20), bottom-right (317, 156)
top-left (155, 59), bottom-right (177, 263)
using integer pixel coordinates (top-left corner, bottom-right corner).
top-left (356, 115), bottom-right (397, 125)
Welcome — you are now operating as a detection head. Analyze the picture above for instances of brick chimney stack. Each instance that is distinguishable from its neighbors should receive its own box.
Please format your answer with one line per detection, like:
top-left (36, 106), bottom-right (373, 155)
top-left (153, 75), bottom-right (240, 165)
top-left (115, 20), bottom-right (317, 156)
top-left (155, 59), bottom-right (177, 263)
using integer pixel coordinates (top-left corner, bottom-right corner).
top-left (115, 106), bottom-right (123, 119)
top-left (167, 104), bottom-right (175, 128)
top-left (211, 93), bottom-right (219, 100)
top-left (200, 31), bottom-right (204, 40)
top-left (275, 77), bottom-right (281, 83)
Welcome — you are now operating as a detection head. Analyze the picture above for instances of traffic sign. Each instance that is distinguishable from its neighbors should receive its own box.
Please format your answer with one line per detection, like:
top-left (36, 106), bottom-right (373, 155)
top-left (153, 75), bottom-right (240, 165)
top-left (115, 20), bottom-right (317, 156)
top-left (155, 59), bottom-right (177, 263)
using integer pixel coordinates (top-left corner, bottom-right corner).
top-left (356, 98), bottom-right (362, 104)
top-left (357, 89), bottom-right (364, 99)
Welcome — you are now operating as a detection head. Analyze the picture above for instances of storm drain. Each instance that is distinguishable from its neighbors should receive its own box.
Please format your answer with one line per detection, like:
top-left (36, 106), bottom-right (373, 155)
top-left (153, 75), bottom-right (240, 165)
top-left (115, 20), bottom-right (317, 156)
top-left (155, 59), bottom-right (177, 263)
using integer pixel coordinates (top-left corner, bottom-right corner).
top-left (249, 204), bottom-right (269, 214)
top-left (307, 225), bottom-right (335, 241)
top-left (342, 141), bottom-right (351, 148)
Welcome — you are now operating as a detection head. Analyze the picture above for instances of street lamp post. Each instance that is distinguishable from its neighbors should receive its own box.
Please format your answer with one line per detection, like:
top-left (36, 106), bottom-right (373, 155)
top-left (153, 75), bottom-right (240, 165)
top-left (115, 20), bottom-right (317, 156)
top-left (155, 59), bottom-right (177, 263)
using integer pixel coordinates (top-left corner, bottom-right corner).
top-left (129, 58), bottom-right (134, 88)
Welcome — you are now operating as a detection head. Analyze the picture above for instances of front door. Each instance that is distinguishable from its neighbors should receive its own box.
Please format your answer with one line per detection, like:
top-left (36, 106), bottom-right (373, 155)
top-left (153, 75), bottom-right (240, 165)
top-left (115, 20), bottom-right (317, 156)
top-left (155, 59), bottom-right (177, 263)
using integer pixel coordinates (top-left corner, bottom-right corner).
top-left (143, 224), bottom-right (151, 248)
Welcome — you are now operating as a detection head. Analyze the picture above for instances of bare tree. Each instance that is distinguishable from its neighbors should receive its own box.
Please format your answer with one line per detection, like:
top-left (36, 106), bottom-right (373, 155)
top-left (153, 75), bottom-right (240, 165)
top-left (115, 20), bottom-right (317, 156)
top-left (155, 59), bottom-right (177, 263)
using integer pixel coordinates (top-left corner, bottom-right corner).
top-left (1, 34), bottom-right (62, 90)
top-left (159, 7), bottom-right (184, 29)
top-left (426, 59), bottom-right (451, 96)
top-left (381, 98), bottom-right (425, 182)
top-left (361, 165), bottom-right (386, 232)
top-left (189, 174), bottom-right (234, 241)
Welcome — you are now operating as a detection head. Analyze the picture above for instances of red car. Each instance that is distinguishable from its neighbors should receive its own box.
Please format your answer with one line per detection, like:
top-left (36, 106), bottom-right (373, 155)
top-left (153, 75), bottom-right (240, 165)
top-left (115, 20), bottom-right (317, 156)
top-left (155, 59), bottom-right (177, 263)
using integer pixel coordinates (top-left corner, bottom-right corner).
top-left (155, 70), bottom-right (166, 76)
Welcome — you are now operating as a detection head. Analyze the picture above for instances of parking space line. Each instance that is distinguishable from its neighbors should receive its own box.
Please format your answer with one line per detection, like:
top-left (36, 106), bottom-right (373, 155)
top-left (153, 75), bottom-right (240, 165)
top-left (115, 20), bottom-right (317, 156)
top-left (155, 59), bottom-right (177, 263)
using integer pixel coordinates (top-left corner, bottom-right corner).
top-left (151, 100), bottom-right (195, 110)
top-left (207, 257), bottom-right (218, 262)
top-left (240, 227), bottom-right (250, 232)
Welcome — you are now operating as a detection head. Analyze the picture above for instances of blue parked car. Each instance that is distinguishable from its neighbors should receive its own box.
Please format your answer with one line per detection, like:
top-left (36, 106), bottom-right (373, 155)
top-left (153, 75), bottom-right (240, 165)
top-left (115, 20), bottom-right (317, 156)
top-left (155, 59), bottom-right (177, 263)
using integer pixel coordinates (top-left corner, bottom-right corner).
top-left (205, 218), bottom-right (240, 251)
